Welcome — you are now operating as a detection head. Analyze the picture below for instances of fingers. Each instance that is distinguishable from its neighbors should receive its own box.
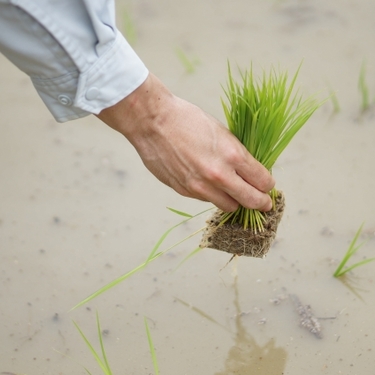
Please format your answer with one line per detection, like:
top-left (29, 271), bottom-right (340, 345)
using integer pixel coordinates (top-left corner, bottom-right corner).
top-left (223, 138), bottom-right (275, 192)
top-left (174, 167), bottom-right (273, 213)
top-left (224, 172), bottom-right (273, 212)
top-left (178, 184), bottom-right (240, 212)
top-left (179, 180), bottom-right (272, 213)
top-left (239, 157), bottom-right (275, 194)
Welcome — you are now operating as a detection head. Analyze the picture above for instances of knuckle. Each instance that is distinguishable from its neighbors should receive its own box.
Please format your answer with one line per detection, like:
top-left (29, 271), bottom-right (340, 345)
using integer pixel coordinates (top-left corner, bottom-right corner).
top-left (205, 166), bottom-right (226, 184)
top-left (186, 179), bottom-right (206, 197)
top-left (225, 147), bottom-right (243, 165)
top-left (258, 174), bottom-right (275, 193)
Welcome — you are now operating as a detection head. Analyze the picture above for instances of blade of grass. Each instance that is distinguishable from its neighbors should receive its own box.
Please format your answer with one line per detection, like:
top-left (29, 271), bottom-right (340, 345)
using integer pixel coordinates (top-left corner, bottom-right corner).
top-left (334, 223), bottom-right (364, 276)
top-left (72, 208), bottom-right (212, 310)
top-left (70, 251), bottom-right (163, 310)
top-left (166, 207), bottom-right (193, 218)
top-left (175, 47), bottom-right (199, 74)
top-left (146, 207), bottom-right (212, 264)
top-left (144, 317), bottom-right (159, 375)
top-left (333, 223), bottom-right (374, 277)
top-left (358, 61), bottom-right (370, 112)
top-left (337, 258), bottom-right (375, 276)
top-left (96, 312), bottom-right (112, 374)
top-left (73, 318), bottom-right (112, 375)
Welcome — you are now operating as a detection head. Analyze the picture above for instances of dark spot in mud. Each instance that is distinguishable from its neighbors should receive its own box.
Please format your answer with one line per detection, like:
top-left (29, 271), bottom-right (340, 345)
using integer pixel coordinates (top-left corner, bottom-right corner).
top-left (102, 329), bottom-right (110, 336)
top-left (52, 216), bottom-right (61, 224)
top-left (115, 169), bottom-right (126, 179)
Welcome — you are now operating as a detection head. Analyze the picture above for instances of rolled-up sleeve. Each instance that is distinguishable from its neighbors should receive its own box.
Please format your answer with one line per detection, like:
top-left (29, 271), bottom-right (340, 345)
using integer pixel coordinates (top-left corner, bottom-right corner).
top-left (0, 0), bottom-right (149, 122)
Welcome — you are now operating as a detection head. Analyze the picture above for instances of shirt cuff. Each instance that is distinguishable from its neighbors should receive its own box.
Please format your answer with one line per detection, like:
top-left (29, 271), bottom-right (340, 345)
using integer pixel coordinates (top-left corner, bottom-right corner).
top-left (31, 32), bottom-right (149, 123)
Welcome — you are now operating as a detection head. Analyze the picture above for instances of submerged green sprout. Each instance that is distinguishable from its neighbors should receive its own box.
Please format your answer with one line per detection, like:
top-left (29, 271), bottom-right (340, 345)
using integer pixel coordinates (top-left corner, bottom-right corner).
top-left (73, 312), bottom-right (113, 375)
top-left (220, 63), bottom-right (322, 232)
top-left (145, 317), bottom-right (160, 375)
top-left (358, 61), bottom-right (370, 112)
top-left (175, 47), bottom-right (200, 74)
top-left (73, 313), bottom-right (160, 375)
top-left (334, 223), bottom-right (375, 277)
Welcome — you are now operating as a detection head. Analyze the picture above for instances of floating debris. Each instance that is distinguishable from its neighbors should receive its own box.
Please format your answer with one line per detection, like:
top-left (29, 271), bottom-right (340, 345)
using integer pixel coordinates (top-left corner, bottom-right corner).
top-left (320, 226), bottom-right (334, 237)
top-left (269, 293), bottom-right (288, 305)
top-left (289, 294), bottom-right (322, 339)
top-left (258, 317), bottom-right (267, 325)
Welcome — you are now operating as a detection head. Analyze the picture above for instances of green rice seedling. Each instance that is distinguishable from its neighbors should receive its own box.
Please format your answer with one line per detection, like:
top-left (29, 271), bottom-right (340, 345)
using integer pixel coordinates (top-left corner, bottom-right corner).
top-left (71, 251), bottom-right (162, 310)
top-left (144, 317), bottom-right (159, 375)
top-left (175, 47), bottom-right (200, 74)
top-left (73, 312), bottom-right (113, 375)
top-left (221, 63), bottom-right (320, 230)
top-left (201, 63), bottom-right (323, 257)
top-left (358, 61), bottom-right (370, 112)
top-left (72, 208), bottom-right (211, 309)
top-left (333, 223), bottom-right (375, 277)
top-left (143, 207), bottom-right (208, 264)
top-left (73, 314), bottom-right (160, 375)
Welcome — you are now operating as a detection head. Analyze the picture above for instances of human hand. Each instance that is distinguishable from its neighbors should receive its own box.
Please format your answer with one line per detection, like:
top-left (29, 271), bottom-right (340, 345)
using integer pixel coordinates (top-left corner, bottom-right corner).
top-left (97, 73), bottom-right (275, 212)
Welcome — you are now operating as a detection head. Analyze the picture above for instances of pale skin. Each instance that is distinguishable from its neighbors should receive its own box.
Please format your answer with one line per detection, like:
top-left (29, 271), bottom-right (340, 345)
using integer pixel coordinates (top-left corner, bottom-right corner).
top-left (97, 72), bottom-right (275, 213)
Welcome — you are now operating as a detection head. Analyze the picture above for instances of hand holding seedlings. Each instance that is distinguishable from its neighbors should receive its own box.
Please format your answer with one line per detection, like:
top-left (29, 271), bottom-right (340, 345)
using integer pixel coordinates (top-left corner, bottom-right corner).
top-left (201, 64), bottom-right (322, 257)
top-left (97, 73), bottom-right (275, 213)
top-left (0, 6), bottom-right (274, 213)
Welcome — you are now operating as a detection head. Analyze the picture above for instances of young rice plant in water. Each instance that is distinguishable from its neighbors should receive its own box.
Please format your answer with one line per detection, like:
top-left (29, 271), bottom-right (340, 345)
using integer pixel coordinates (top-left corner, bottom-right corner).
top-left (334, 223), bottom-right (375, 277)
top-left (220, 63), bottom-right (322, 233)
top-left (73, 313), bottom-right (160, 375)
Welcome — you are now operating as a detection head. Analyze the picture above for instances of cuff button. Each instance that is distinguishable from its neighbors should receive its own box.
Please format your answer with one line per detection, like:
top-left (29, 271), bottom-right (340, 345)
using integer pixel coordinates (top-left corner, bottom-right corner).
top-left (85, 87), bottom-right (100, 100)
top-left (58, 94), bottom-right (72, 106)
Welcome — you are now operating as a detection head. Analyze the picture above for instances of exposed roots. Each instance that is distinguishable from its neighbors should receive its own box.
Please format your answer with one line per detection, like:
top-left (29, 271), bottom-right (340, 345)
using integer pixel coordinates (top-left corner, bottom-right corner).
top-left (200, 191), bottom-right (285, 258)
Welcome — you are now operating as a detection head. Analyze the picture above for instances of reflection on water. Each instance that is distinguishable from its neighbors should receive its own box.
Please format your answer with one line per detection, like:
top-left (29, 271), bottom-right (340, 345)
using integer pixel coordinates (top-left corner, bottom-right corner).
top-left (336, 274), bottom-right (369, 303)
top-left (214, 276), bottom-right (287, 375)
top-left (177, 275), bottom-right (287, 374)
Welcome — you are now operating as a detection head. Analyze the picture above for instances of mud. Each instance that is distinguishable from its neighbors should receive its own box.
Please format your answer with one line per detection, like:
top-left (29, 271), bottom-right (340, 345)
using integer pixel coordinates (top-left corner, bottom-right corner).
top-left (201, 191), bottom-right (285, 258)
top-left (1, 0), bottom-right (375, 374)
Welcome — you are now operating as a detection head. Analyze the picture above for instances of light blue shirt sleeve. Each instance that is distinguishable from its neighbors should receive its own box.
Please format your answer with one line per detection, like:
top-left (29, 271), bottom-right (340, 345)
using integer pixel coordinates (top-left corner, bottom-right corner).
top-left (0, 0), bottom-right (149, 122)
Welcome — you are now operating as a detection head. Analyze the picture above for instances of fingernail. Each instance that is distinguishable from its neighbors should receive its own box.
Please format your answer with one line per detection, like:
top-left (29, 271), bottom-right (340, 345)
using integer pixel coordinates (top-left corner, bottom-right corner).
top-left (262, 199), bottom-right (273, 212)
top-left (271, 176), bottom-right (276, 188)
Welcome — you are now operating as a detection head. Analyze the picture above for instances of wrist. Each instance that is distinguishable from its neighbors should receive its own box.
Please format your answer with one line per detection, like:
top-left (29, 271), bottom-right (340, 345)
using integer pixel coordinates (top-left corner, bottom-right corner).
top-left (96, 73), bottom-right (174, 146)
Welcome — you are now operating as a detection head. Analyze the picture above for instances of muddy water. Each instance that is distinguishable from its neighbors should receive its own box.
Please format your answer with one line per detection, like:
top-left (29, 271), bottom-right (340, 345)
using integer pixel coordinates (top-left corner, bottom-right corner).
top-left (1, 0), bottom-right (375, 374)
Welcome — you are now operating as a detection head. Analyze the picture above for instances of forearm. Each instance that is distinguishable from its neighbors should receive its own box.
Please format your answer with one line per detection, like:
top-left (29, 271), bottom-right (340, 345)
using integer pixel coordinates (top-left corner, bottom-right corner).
top-left (97, 73), bottom-right (175, 151)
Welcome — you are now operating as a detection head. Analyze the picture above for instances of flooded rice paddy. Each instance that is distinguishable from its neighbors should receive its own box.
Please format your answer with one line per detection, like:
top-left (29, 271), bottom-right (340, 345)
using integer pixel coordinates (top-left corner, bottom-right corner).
top-left (1, 0), bottom-right (375, 374)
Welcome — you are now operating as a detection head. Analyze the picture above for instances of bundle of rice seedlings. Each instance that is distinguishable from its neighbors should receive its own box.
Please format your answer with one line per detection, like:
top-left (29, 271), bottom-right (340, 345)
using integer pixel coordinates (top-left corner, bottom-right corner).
top-left (200, 63), bottom-right (322, 258)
